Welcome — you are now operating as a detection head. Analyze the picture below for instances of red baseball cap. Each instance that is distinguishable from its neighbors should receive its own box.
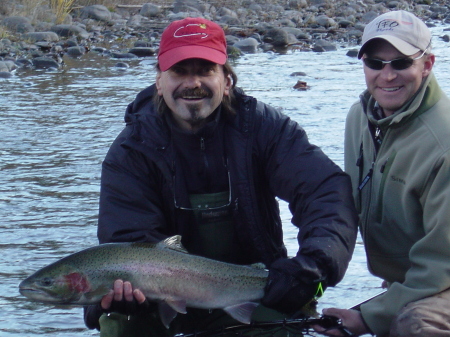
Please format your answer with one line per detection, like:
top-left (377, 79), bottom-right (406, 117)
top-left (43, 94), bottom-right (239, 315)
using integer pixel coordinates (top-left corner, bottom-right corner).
top-left (158, 17), bottom-right (227, 71)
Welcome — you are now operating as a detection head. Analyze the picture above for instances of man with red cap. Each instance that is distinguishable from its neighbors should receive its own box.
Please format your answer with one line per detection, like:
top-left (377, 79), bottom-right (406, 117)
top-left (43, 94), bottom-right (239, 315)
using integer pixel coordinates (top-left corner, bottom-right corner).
top-left (84, 17), bottom-right (358, 336)
top-left (316, 10), bottom-right (450, 337)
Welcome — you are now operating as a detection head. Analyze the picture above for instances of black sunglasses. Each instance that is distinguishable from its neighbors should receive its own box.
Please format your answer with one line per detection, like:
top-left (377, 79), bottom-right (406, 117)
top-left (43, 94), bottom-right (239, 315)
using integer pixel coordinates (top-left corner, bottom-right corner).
top-left (363, 49), bottom-right (428, 71)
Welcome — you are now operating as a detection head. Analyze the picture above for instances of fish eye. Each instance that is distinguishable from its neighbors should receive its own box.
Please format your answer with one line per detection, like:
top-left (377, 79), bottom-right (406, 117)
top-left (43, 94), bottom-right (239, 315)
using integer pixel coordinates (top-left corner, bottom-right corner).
top-left (39, 277), bottom-right (54, 287)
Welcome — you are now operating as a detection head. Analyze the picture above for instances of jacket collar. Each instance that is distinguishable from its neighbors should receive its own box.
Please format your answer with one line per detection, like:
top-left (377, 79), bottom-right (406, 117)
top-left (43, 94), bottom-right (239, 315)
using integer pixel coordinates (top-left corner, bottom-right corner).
top-left (360, 72), bottom-right (442, 129)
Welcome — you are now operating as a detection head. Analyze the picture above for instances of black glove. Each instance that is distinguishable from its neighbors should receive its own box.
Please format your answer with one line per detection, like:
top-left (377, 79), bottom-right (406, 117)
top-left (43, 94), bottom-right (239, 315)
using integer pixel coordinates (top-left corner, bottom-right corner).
top-left (83, 299), bottom-right (153, 330)
top-left (261, 257), bottom-right (325, 314)
top-left (84, 305), bottom-right (103, 330)
top-left (103, 296), bottom-right (151, 316)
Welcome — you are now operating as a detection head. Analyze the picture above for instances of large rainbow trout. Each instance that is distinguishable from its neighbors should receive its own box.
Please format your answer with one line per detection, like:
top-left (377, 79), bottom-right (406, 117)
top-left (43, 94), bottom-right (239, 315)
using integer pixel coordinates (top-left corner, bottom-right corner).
top-left (19, 235), bottom-right (269, 327)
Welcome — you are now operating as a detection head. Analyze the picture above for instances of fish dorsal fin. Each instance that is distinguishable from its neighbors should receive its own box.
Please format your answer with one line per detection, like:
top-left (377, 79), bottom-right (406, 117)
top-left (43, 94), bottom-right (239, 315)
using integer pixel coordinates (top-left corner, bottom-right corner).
top-left (250, 263), bottom-right (267, 269)
top-left (160, 235), bottom-right (189, 253)
top-left (223, 302), bottom-right (259, 324)
top-left (158, 301), bottom-right (178, 329)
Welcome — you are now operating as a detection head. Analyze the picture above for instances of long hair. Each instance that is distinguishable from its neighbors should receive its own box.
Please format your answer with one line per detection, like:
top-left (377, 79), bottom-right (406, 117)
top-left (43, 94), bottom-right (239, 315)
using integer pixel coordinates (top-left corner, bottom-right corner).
top-left (153, 61), bottom-right (238, 118)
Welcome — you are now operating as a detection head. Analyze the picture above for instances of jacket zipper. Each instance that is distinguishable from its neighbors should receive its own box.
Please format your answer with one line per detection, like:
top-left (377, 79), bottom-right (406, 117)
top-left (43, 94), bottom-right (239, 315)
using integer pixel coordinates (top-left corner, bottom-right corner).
top-left (359, 124), bottom-right (383, 269)
top-left (200, 137), bottom-right (211, 190)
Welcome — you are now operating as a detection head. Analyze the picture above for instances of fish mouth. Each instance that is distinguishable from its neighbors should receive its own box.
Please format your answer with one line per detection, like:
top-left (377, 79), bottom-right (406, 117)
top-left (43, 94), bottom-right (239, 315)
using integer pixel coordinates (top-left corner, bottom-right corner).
top-left (19, 287), bottom-right (60, 303)
top-left (20, 287), bottom-right (44, 296)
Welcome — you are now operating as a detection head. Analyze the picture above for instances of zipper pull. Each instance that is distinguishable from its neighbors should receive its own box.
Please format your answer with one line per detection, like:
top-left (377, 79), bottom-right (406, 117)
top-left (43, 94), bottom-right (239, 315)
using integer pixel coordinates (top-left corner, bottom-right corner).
top-left (358, 168), bottom-right (373, 191)
top-left (200, 137), bottom-right (205, 151)
top-left (375, 127), bottom-right (383, 146)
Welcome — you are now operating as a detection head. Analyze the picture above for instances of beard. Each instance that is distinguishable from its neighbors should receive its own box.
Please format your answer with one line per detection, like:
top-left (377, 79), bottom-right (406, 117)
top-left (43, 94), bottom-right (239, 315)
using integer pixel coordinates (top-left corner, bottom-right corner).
top-left (185, 102), bottom-right (206, 128)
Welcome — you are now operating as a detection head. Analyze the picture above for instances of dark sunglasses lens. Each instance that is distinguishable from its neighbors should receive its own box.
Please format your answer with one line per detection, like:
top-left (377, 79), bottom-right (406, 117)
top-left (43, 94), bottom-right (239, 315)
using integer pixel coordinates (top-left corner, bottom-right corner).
top-left (363, 57), bottom-right (414, 71)
top-left (363, 58), bottom-right (383, 70)
top-left (391, 58), bottom-right (414, 70)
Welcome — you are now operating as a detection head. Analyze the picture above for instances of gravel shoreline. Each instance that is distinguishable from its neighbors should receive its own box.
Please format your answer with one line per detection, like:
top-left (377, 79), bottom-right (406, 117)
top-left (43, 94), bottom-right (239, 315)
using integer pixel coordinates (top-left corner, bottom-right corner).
top-left (1, 0), bottom-right (449, 77)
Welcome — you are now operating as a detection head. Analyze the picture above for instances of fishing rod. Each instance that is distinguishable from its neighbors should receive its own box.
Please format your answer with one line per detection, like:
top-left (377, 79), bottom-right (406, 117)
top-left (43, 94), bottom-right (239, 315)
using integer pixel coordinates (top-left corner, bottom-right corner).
top-left (173, 291), bottom-right (386, 337)
top-left (173, 315), bottom-right (353, 337)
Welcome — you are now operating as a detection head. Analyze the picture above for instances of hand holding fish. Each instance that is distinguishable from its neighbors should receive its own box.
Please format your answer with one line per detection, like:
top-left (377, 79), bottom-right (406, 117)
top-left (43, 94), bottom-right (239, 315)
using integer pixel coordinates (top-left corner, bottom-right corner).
top-left (100, 279), bottom-right (146, 311)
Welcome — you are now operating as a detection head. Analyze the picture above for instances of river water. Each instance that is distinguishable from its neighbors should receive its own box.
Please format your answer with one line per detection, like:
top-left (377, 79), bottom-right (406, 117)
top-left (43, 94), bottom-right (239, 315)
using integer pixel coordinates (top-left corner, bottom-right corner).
top-left (1, 25), bottom-right (450, 336)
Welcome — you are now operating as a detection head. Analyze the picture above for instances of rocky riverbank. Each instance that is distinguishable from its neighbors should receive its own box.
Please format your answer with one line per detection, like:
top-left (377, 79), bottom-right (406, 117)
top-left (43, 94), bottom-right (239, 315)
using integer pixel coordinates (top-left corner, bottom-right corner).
top-left (1, 0), bottom-right (450, 78)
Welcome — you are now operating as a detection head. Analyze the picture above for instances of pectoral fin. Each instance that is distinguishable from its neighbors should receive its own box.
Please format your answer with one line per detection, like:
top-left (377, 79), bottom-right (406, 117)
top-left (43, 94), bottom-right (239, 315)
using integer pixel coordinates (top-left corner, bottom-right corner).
top-left (158, 302), bottom-right (178, 329)
top-left (158, 299), bottom-right (188, 329)
top-left (223, 302), bottom-right (259, 324)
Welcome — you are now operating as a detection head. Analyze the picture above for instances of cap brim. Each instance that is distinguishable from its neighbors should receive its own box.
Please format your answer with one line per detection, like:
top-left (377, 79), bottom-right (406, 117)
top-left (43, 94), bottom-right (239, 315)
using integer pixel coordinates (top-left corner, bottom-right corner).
top-left (158, 45), bottom-right (227, 71)
top-left (357, 35), bottom-right (421, 59)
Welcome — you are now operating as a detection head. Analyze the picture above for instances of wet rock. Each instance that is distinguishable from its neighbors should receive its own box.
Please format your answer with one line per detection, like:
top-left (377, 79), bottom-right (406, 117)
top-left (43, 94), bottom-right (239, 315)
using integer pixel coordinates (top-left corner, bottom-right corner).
top-left (338, 19), bottom-right (353, 28)
top-left (315, 15), bottom-right (337, 28)
top-left (34, 42), bottom-right (53, 52)
top-left (227, 45), bottom-right (244, 59)
top-left (126, 14), bottom-right (145, 27)
top-left (66, 46), bottom-right (86, 58)
top-left (0, 60), bottom-right (15, 72)
top-left (134, 40), bottom-right (153, 48)
top-left (293, 80), bottom-right (310, 90)
top-left (264, 28), bottom-right (289, 47)
top-left (15, 58), bottom-right (33, 68)
top-left (360, 11), bottom-right (380, 24)
top-left (79, 5), bottom-right (112, 22)
top-left (2, 16), bottom-right (34, 33)
top-left (288, 0), bottom-right (308, 9)
top-left (31, 56), bottom-right (61, 70)
top-left (140, 4), bottom-right (162, 18)
top-left (218, 15), bottom-right (242, 25)
top-left (114, 61), bottom-right (129, 68)
top-left (233, 37), bottom-right (259, 53)
top-left (226, 35), bottom-right (240, 46)
top-left (24, 32), bottom-right (60, 43)
top-left (128, 47), bottom-right (156, 57)
top-left (247, 3), bottom-right (262, 12)
top-left (282, 27), bottom-right (305, 40)
top-left (91, 46), bottom-right (108, 54)
top-left (0, 71), bottom-right (12, 78)
top-left (51, 24), bottom-right (90, 39)
top-left (64, 39), bottom-right (79, 48)
top-left (312, 39), bottom-right (337, 52)
top-left (346, 49), bottom-right (359, 57)
top-left (173, 0), bottom-right (204, 13)
top-left (290, 71), bottom-right (307, 76)
top-left (110, 52), bottom-right (139, 59)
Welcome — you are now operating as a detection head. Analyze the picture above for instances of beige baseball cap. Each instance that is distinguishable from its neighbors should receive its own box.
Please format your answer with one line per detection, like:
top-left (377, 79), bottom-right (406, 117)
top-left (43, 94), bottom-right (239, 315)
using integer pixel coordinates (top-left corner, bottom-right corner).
top-left (358, 10), bottom-right (431, 59)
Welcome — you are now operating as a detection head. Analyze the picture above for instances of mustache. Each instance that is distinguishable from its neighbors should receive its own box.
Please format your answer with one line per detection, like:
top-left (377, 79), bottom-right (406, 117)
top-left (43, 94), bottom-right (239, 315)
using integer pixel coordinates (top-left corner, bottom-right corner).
top-left (173, 87), bottom-right (212, 99)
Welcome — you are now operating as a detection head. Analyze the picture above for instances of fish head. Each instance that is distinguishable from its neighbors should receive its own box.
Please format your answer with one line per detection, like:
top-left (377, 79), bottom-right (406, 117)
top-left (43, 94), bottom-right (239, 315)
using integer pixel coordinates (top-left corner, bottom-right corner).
top-left (19, 263), bottom-right (91, 304)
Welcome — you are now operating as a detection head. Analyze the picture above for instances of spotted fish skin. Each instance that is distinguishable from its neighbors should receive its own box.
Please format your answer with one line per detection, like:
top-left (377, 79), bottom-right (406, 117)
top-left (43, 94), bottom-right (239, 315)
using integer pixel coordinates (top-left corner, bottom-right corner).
top-left (19, 235), bottom-right (269, 326)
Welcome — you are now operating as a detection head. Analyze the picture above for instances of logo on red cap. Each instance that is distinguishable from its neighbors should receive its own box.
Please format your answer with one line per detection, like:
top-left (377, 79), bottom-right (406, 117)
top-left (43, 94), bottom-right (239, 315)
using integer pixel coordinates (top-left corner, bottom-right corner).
top-left (174, 23), bottom-right (209, 39)
top-left (157, 18), bottom-right (227, 72)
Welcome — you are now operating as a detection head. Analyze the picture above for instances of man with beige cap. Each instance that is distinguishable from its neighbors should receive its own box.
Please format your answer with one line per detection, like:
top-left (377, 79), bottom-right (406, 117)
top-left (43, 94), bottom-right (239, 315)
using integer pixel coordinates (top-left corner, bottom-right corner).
top-left (316, 10), bottom-right (450, 337)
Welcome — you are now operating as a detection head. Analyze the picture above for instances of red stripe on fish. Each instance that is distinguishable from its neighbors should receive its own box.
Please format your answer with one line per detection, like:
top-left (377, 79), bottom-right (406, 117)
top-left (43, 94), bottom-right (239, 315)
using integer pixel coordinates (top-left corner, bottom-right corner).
top-left (64, 273), bottom-right (90, 293)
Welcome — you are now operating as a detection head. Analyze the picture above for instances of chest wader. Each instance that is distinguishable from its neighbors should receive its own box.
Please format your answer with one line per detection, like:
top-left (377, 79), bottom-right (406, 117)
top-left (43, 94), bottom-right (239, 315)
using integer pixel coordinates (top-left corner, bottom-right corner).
top-left (99, 192), bottom-right (297, 337)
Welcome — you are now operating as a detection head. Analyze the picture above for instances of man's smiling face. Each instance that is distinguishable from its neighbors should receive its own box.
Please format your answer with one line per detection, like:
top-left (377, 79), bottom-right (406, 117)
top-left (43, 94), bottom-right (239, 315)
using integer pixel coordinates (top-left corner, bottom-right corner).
top-left (156, 58), bottom-right (231, 131)
top-left (363, 39), bottom-right (434, 116)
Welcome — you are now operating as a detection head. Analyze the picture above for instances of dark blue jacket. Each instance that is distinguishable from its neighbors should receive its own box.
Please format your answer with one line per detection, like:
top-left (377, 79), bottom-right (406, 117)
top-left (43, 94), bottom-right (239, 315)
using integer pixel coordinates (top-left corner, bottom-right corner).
top-left (97, 84), bottom-right (357, 286)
